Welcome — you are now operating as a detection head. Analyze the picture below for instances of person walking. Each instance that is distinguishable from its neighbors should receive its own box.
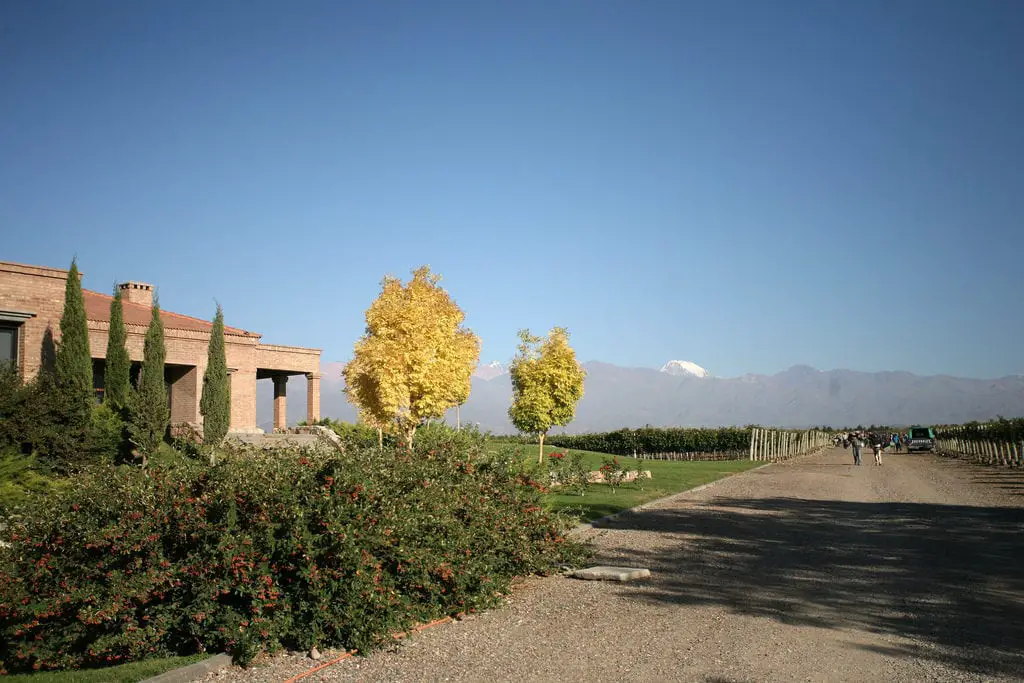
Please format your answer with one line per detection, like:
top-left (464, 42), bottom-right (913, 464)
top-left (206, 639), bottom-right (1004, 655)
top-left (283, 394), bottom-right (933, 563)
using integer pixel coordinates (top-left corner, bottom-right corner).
top-left (849, 431), bottom-right (863, 466)
top-left (873, 440), bottom-right (883, 466)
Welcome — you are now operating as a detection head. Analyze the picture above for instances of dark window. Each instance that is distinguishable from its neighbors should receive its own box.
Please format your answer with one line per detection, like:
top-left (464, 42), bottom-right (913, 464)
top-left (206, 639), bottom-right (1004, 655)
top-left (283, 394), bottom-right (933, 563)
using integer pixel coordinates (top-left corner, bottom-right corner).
top-left (0, 324), bottom-right (17, 367)
top-left (910, 428), bottom-right (932, 439)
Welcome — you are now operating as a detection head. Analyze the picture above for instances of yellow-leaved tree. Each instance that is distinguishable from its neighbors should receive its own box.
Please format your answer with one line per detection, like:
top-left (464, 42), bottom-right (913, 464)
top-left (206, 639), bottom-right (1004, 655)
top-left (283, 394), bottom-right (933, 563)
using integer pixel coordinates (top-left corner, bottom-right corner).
top-left (508, 327), bottom-right (586, 463)
top-left (343, 266), bottom-right (480, 448)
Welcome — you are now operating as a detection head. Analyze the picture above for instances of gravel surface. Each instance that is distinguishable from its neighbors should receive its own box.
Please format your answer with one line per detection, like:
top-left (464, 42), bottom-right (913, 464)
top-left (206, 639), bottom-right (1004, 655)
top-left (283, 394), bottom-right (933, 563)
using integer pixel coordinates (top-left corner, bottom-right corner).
top-left (205, 449), bottom-right (1024, 682)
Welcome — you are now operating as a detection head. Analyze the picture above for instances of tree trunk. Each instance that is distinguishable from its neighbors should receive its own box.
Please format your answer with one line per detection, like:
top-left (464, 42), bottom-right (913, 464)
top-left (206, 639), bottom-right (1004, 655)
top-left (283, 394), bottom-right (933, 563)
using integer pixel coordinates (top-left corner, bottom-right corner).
top-left (377, 427), bottom-right (383, 451)
top-left (457, 404), bottom-right (461, 430)
top-left (406, 425), bottom-right (416, 451)
top-left (537, 432), bottom-right (546, 464)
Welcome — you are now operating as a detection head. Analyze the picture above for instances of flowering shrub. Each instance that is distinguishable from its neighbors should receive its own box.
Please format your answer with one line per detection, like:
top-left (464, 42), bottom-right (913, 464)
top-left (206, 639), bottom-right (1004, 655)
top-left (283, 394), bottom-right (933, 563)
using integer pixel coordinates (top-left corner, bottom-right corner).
top-left (546, 451), bottom-right (589, 496)
top-left (0, 442), bottom-right (589, 673)
top-left (599, 457), bottom-right (627, 491)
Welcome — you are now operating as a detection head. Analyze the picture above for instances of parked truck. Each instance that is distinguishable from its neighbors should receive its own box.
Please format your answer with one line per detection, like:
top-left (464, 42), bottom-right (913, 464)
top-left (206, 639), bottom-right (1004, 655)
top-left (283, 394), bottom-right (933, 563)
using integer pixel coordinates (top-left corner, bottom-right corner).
top-left (905, 426), bottom-right (936, 452)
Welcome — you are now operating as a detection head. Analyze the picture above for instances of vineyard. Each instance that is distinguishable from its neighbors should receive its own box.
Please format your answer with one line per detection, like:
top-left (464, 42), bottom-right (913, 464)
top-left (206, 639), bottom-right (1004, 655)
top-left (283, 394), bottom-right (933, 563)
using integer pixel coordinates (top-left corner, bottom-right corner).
top-left (934, 417), bottom-right (1024, 467)
top-left (494, 426), bottom-right (833, 462)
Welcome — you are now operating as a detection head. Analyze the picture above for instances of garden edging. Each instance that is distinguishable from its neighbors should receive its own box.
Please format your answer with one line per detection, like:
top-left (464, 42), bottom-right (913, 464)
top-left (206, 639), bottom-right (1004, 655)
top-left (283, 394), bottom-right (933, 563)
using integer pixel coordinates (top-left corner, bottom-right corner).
top-left (138, 653), bottom-right (233, 683)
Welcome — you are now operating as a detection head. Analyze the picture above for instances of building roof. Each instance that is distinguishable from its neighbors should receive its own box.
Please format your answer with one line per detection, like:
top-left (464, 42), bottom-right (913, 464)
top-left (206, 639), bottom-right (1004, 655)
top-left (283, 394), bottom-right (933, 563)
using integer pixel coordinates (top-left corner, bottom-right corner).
top-left (83, 290), bottom-right (258, 338)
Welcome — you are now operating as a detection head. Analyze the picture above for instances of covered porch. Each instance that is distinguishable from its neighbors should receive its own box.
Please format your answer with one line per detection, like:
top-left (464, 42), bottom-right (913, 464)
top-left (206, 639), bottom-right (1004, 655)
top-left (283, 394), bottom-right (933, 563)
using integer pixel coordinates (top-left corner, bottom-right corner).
top-left (255, 343), bottom-right (322, 431)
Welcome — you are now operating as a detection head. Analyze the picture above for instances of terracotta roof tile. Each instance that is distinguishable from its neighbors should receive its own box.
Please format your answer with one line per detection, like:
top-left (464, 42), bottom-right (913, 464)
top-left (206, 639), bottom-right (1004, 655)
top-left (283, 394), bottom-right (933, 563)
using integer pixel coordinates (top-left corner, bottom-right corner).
top-left (83, 290), bottom-right (257, 337)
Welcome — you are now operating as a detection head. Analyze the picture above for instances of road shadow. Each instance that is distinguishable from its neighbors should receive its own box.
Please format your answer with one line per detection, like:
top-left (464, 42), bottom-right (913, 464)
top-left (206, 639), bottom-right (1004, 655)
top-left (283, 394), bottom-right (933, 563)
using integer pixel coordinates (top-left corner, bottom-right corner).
top-left (595, 497), bottom-right (1024, 677)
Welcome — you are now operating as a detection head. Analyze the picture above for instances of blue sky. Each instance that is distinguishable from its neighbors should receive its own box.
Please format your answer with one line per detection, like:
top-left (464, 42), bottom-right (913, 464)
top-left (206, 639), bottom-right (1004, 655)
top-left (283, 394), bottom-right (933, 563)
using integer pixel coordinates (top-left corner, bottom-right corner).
top-left (3, 1), bottom-right (1022, 379)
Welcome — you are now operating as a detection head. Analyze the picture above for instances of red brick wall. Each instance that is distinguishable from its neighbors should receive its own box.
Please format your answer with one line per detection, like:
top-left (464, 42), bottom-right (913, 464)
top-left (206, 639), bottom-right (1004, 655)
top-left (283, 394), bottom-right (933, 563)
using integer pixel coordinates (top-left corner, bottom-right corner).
top-left (0, 263), bottom-right (71, 381)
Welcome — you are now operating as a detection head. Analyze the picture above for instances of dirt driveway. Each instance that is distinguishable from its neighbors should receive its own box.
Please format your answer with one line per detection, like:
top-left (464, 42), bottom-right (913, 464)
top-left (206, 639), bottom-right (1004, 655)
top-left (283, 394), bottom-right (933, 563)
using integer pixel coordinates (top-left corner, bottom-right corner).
top-left (210, 448), bottom-right (1024, 682)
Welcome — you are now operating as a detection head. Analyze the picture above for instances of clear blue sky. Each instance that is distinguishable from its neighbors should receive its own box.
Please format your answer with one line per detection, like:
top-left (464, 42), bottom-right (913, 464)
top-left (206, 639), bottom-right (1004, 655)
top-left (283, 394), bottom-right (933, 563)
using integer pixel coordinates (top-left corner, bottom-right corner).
top-left (3, 1), bottom-right (1022, 379)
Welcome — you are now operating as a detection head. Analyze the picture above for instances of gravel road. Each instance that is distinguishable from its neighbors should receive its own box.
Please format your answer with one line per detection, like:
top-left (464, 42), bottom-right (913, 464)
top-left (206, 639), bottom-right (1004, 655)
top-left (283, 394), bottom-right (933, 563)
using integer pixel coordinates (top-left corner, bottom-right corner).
top-left (206, 448), bottom-right (1024, 682)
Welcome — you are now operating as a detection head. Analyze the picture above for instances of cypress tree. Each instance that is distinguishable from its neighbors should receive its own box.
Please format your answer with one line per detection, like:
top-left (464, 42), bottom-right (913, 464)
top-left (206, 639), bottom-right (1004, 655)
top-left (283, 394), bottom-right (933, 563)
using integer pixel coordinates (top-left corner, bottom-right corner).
top-left (199, 305), bottom-right (231, 446)
top-left (127, 301), bottom-right (168, 463)
top-left (55, 259), bottom-right (93, 401)
top-left (45, 258), bottom-right (94, 469)
top-left (104, 288), bottom-right (131, 410)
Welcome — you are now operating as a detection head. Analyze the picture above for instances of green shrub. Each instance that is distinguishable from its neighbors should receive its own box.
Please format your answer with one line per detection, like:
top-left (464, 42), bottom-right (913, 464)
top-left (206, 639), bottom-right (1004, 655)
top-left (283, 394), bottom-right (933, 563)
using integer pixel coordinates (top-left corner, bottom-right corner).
top-left (86, 404), bottom-right (128, 464)
top-left (0, 443), bottom-right (588, 673)
top-left (0, 372), bottom-right (92, 472)
top-left (315, 418), bottom-right (391, 450)
top-left (412, 422), bottom-right (486, 457)
top-left (546, 451), bottom-right (589, 496)
top-left (598, 457), bottom-right (627, 491)
top-left (0, 448), bottom-right (63, 515)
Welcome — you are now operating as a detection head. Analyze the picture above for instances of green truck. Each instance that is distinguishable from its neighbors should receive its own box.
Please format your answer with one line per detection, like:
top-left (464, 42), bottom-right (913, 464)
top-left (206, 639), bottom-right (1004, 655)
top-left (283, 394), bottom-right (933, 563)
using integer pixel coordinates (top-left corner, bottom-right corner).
top-left (906, 426), bottom-right (936, 452)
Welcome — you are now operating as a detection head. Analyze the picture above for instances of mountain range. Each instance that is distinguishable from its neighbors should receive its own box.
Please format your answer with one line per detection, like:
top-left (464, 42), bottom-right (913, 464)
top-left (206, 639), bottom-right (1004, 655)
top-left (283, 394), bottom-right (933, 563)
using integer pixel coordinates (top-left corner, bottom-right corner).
top-left (256, 360), bottom-right (1024, 433)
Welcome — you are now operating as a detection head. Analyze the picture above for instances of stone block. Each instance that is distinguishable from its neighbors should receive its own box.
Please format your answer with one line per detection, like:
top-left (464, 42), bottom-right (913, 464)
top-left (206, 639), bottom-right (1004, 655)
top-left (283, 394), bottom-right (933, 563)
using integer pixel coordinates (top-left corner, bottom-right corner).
top-left (570, 566), bottom-right (651, 582)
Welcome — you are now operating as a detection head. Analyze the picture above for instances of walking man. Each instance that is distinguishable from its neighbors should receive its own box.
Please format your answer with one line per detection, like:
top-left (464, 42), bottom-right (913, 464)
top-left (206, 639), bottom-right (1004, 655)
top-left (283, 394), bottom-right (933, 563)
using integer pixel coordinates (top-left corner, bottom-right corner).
top-left (849, 432), bottom-right (863, 466)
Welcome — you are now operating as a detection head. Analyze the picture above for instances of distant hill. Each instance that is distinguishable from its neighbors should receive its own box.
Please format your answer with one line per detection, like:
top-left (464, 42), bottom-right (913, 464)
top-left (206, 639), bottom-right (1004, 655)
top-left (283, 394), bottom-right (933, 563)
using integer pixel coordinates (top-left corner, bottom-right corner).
top-left (257, 361), bottom-right (1024, 433)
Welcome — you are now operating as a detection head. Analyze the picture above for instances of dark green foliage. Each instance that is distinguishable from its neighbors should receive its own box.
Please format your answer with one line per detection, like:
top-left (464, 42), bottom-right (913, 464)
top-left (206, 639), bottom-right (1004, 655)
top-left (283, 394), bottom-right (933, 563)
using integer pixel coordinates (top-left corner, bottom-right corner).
top-left (496, 426), bottom-right (752, 455)
top-left (199, 306), bottom-right (230, 446)
top-left (55, 260), bottom-right (93, 400)
top-left (51, 259), bottom-right (94, 466)
top-left (936, 418), bottom-right (1024, 442)
top-left (0, 365), bottom-right (92, 471)
top-left (127, 304), bottom-right (168, 461)
top-left (104, 289), bottom-right (131, 410)
top-left (0, 441), bottom-right (588, 673)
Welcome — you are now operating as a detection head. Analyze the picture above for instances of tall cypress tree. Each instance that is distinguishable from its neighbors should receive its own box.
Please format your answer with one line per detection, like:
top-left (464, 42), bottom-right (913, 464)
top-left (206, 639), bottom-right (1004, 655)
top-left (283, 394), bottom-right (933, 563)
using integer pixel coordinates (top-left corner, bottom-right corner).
top-left (127, 301), bottom-right (168, 463)
top-left (104, 288), bottom-right (130, 410)
top-left (43, 258), bottom-right (95, 469)
top-left (55, 259), bottom-right (93, 400)
top-left (200, 305), bottom-right (231, 446)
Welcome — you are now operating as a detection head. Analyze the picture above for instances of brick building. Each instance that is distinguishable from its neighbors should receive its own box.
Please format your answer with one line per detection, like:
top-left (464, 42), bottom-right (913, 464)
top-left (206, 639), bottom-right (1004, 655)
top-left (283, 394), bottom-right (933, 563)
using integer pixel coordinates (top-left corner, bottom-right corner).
top-left (0, 261), bottom-right (321, 434)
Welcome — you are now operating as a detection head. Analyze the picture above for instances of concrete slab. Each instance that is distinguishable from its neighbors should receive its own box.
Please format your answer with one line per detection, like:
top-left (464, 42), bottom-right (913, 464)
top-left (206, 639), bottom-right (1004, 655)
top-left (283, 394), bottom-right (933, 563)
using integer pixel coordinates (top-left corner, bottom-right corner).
top-left (139, 653), bottom-right (233, 683)
top-left (570, 566), bottom-right (651, 582)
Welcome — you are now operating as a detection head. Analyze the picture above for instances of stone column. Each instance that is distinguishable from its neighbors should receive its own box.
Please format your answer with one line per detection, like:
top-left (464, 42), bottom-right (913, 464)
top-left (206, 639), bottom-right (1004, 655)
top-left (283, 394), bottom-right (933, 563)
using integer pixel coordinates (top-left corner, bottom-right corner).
top-left (273, 375), bottom-right (288, 431)
top-left (306, 372), bottom-right (321, 424)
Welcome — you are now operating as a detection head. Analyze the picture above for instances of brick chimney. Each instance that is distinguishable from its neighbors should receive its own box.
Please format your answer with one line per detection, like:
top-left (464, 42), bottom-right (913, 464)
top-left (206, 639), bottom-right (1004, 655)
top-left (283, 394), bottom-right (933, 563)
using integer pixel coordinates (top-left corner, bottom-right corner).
top-left (118, 281), bottom-right (154, 308)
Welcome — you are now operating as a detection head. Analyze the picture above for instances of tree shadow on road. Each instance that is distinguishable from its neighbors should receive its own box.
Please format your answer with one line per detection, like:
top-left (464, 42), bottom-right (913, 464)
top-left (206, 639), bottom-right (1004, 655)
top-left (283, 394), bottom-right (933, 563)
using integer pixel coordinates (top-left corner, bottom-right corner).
top-left (594, 497), bottom-right (1024, 677)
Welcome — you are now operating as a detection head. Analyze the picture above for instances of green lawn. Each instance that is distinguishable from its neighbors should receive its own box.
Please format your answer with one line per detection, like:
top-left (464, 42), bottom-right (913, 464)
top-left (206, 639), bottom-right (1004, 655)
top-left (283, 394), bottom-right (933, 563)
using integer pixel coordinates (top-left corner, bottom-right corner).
top-left (5, 655), bottom-right (209, 683)
top-left (491, 442), bottom-right (762, 522)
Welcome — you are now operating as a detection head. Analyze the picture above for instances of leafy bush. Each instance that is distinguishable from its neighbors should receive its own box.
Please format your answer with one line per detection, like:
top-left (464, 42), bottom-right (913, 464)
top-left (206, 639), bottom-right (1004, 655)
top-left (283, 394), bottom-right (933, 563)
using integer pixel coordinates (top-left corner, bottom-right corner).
top-left (0, 367), bottom-right (93, 472)
top-left (412, 422), bottom-right (486, 457)
top-left (0, 448), bottom-right (63, 515)
top-left (599, 457), bottom-right (627, 491)
top-left (87, 404), bottom-right (128, 464)
top-left (0, 442), bottom-right (588, 673)
top-left (546, 451), bottom-right (589, 495)
top-left (313, 418), bottom-right (393, 450)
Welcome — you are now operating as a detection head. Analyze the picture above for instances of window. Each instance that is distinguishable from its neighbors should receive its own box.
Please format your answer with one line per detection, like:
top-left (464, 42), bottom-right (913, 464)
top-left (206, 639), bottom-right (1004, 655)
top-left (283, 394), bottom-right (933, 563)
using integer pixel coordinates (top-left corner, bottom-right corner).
top-left (0, 324), bottom-right (17, 367)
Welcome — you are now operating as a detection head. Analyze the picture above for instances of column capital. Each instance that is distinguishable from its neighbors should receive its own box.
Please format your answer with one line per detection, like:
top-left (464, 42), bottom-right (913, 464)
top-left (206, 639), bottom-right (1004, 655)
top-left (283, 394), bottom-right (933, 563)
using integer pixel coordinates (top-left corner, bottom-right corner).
top-left (305, 372), bottom-right (322, 380)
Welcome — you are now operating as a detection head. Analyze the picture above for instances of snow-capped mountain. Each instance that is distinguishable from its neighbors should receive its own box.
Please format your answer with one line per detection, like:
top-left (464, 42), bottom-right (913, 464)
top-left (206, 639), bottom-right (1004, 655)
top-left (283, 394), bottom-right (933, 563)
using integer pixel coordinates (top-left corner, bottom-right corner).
top-left (473, 360), bottom-right (507, 380)
top-left (660, 360), bottom-right (710, 378)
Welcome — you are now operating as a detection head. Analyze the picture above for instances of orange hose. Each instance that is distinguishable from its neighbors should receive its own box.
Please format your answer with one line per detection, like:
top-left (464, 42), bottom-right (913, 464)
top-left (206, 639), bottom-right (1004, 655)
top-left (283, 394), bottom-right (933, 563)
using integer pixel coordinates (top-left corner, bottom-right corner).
top-left (283, 616), bottom-right (454, 681)
top-left (282, 651), bottom-right (356, 683)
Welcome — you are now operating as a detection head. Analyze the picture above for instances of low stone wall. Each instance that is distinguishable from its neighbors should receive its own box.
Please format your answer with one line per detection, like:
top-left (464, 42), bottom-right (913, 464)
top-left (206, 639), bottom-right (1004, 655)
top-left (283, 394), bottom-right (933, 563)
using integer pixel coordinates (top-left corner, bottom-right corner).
top-left (586, 470), bottom-right (653, 484)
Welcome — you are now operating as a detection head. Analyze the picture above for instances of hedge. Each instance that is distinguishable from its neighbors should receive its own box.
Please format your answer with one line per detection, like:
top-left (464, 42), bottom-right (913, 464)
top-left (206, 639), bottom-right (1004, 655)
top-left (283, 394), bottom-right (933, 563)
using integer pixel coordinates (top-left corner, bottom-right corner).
top-left (498, 427), bottom-right (752, 456)
top-left (0, 440), bottom-right (587, 673)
